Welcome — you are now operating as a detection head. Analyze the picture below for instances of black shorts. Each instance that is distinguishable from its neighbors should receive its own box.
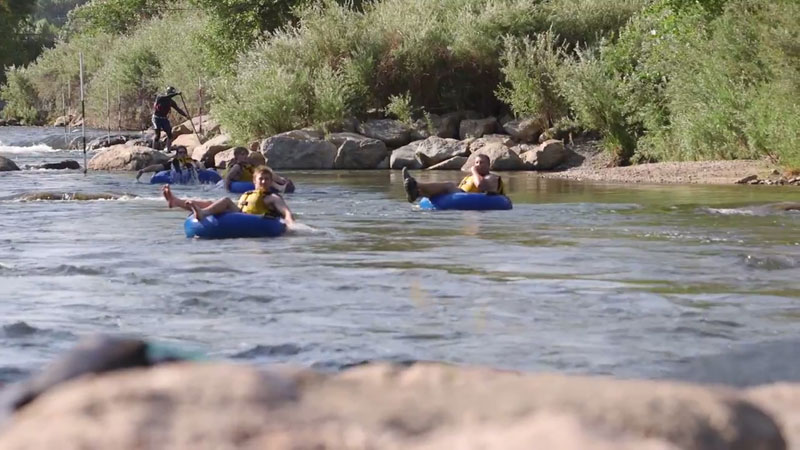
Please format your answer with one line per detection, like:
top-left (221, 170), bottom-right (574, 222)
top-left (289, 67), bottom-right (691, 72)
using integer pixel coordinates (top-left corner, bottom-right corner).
top-left (152, 116), bottom-right (172, 138)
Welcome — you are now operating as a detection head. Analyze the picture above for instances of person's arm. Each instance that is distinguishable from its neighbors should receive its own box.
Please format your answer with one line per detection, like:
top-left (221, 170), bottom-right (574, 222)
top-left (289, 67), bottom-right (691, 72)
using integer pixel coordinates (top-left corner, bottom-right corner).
top-left (224, 164), bottom-right (242, 190)
top-left (268, 195), bottom-right (295, 226)
top-left (136, 163), bottom-right (167, 180)
top-left (470, 166), bottom-right (488, 191)
top-left (170, 99), bottom-right (189, 119)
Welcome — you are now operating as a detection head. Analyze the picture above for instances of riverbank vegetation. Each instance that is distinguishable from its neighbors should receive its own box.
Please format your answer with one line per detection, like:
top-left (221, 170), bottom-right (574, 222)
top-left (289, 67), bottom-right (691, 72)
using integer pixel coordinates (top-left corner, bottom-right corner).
top-left (1, 0), bottom-right (798, 167)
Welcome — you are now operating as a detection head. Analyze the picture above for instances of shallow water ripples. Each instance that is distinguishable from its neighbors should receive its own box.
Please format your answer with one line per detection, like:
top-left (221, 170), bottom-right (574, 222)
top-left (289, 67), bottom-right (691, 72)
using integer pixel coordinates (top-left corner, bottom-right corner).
top-left (1, 158), bottom-right (800, 382)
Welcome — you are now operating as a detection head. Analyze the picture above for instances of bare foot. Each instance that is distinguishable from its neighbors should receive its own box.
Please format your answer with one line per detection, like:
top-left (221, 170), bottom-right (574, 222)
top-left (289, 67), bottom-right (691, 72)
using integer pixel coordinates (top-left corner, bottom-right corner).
top-left (402, 167), bottom-right (419, 202)
top-left (162, 184), bottom-right (176, 208)
top-left (186, 201), bottom-right (207, 221)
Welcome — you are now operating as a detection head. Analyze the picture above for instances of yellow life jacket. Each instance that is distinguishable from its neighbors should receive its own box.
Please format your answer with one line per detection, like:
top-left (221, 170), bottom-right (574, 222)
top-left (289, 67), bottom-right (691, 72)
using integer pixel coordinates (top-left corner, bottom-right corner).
top-left (223, 162), bottom-right (254, 182)
top-left (237, 189), bottom-right (280, 217)
top-left (176, 156), bottom-right (193, 166)
top-left (169, 155), bottom-right (194, 170)
top-left (457, 174), bottom-right (505, 195)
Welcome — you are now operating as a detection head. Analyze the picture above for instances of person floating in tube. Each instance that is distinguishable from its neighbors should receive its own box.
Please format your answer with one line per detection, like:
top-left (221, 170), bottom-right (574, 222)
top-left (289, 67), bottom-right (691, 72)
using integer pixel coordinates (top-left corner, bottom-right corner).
top-left (223, 146), bottom-right (295, 194)
top-left (152, 86), bottom-right (189, 151)
top-left (400, 153), bottom-right (505, 202)
top-left (136, 146), bottom-right (201, 181)
top-left (162, 165), bottom-right (296, 227)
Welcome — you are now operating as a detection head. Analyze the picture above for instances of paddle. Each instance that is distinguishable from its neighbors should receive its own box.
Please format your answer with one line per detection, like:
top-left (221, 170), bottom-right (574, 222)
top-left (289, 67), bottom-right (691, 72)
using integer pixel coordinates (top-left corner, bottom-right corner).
top-left (178, 92), bottom-right (203, 147)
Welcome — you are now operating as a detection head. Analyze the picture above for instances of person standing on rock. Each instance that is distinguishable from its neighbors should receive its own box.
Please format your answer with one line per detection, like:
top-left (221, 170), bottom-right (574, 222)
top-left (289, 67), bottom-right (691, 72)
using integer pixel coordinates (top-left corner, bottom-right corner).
top-left (152, 86), bottom-right (189, 151)
top-left (401, 154), bottom-right (505, 202)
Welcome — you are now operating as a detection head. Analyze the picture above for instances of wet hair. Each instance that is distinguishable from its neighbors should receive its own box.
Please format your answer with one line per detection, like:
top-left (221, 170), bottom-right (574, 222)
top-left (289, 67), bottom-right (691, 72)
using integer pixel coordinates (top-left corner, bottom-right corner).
top-left (252, 165), bottom-right (274, 180)
top-left (476, 154), bottom-right (490, 164)
top-left (174, 145), bottom-right (188, 155)
top-left (232, 146), bottom-right (249, 157)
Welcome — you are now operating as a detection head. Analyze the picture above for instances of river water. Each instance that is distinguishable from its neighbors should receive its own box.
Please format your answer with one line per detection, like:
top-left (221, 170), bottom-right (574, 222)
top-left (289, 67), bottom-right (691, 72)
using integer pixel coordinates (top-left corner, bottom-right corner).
top-left (1, 126), bottom-right (799, 385)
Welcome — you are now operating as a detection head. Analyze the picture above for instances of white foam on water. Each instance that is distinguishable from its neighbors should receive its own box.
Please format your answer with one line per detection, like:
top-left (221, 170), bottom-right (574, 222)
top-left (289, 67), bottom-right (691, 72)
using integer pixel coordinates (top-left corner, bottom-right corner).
top-left (702, 207), bottom-right (756, 216)
top-left (0, 143), bottom-right (63, 155)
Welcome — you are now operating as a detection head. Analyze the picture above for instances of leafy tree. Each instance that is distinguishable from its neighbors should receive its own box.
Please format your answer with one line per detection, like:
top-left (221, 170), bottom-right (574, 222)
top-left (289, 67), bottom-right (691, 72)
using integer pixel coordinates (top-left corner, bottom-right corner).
top-left (65, 0), bottom-right (176, 35)
top-left (0, 0), bottom-right (38, 84)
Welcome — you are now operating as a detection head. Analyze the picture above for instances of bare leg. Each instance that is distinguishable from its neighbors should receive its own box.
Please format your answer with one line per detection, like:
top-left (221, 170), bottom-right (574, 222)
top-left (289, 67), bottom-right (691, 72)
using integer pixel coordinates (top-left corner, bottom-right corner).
top-left (189, 197), bottom-right (239, 221)
top-left (418, 182), bottom-right (459, 198)
top-left (402, 167), bottom-right (458, 202)
top-left (162, 185), bottom-right (213, 211)
top-left (164, 131), bottom-right (173, 152)
top-left (153, 128), bottom-right (161, 150)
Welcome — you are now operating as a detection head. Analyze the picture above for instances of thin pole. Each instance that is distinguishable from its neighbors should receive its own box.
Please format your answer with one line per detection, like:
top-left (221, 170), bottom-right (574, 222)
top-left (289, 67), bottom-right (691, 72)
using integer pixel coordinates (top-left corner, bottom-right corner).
top-left (62, 86), bottom-right (67, 146)
top-left (117, 81), bottom-right (121, 130)
top-left (79, 53), bottom-right (86, 175)
top-left (106, 84), bottom-right (110, 140)
top-left (67, 79), bottom-right (71, 136)
top-left (198, 78), bottom-right (203, 135)
top-left (179, 92), bottom-right (201, 144)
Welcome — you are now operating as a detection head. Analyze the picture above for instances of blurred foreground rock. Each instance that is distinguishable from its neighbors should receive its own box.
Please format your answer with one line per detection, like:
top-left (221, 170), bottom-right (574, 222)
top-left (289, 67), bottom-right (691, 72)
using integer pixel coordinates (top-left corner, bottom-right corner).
top-left (0, 359), bottom-right (792, 450)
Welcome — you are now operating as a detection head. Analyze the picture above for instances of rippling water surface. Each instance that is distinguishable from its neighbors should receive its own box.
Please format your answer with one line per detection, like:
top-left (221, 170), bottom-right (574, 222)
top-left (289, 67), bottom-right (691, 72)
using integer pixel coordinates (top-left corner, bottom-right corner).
top-left (1, 126), bottom-right (799, 383)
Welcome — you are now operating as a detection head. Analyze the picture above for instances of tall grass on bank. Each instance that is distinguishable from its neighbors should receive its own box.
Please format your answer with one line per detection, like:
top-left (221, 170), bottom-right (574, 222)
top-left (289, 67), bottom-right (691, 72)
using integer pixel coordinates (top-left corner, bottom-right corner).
top-left (85, 11), bottom-right (214, 129)
top-left (1, 9), bottom-right (212, 129)
top-left (211, 0), bottom-right (647, 141)
top-left (563, 0), bottom-right (800, 167)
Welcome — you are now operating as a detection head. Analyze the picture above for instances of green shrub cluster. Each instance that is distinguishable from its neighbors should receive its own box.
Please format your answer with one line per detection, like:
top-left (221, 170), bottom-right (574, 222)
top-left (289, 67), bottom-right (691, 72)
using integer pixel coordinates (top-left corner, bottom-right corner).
top-left (4, 0), bottom-right (797, 169)
top-left (211, 0), bottom-right (646, 141)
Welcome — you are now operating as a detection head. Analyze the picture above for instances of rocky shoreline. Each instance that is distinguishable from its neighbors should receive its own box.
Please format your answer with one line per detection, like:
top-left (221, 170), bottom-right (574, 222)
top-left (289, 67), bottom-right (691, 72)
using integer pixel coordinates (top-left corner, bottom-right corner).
top-left (3, 114), bottom-right (796, 187)
top-left (0, 355), bottom-right (798, 449)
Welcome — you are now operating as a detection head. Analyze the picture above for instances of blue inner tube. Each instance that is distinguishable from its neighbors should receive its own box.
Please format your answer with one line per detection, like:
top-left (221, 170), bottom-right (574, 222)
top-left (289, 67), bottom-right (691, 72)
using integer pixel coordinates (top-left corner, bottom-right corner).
top-left (418, 192), bottom-right (513, 211)
top-left (228, 181), bottom-right (255, 193)
top-left (184, 212), bottom-right (286, 239)
top-left (150, 169), bottom-right (221, 185)
top-left (221, 180), bottom-right (295, 194)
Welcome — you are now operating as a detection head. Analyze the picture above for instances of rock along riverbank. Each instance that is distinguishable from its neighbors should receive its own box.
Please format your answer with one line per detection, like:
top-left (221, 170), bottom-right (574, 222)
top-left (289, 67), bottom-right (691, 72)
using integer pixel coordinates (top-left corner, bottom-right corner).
top-left (0, 359), bottom-right (797, 450)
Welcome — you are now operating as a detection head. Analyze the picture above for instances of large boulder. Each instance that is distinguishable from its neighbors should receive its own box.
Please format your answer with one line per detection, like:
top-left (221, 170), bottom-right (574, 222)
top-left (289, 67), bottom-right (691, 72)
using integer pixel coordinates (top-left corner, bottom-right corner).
top-left (260, 135), bottom-right (336, 169)
top-left (215, 148), bottom-right (262, 169)
top-left (427, 156), bottom-right (468, 170)
top-left (413, 136), bottom-right (469, 168)
top-left (518, 139), bottom-right (568, 170)
top-left (333, 136), bottom-right (388, 170)
top-left (410, 113), bottom-right (463, 140)
top-left (88, 135), bottom-right (130, 151)
top-left (171, 133), bottom-right (202, 153)
top-left (325, 132), bottom-right (369, 147)
top-left (88, 145), bottom-right (168, 171)
top-left (357, 119), bottom-right (412, 148)
top-left (191, 134), bottom-right (231, 165)
top-left (462, 142), bottom-right (525, 171)
top-left (468, 134), bottom-right (514, 154)
top-left (173, 115), bottom-right (220, 138)
top-left (502, 118), bottom-right (546, 143)
top-left (0, 362), bottom-right (785, 450)
top-left (0, 156), bottom-right (20, 171)
top-left (389, 142), bottom-right (423, 170)
top-left (53, 115), bottom-right (73, 127)
top-left (276, 129), bottom-right (324, 141)
top-left (459, 117), bottom-right (498, 140)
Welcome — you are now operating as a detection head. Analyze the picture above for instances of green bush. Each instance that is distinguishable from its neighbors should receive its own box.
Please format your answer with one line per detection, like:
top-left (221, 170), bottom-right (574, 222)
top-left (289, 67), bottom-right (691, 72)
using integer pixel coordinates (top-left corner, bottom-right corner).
top-left (496, 31), bottom-right (568, 125)
top-left (0, 67), bottom-right (40, 123)
top-left (212, 0), bottom-right (647, 141)
top-left (385, 92), bottom-right (413, 124)
top-left (84, 10), bottom-right (214, 128)
top-left (557, 48), bottom-right (637, 164)
top-left (627, 0), bottom-right (800, 164)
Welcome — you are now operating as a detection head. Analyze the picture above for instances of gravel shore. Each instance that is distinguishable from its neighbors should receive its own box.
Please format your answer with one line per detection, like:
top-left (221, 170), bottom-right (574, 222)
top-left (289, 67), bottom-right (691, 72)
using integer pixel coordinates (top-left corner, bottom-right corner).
top-left (543, 140), bottom-right (779, 185)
